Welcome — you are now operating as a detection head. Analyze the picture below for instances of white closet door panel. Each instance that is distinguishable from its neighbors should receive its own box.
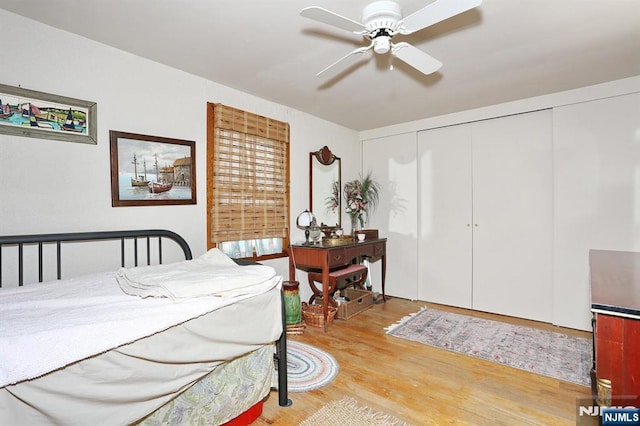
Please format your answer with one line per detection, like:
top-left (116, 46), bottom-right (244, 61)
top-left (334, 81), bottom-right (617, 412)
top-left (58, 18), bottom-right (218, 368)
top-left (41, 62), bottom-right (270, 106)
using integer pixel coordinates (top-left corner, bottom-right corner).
top-left (553, 93), bottom-right (640, 331)
top-left (362, 133), bottom-right (418, 300)
top-left (417, 125), bottom-right (473, 308)
top-left (471, 110), bottom-right (553, 322)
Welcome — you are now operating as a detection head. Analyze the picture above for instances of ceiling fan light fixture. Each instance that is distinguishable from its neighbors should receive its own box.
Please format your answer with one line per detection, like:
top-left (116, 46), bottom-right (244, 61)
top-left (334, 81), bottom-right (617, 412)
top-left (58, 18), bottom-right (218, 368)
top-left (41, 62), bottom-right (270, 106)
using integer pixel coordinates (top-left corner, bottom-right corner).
top-left (373, 36), bottom-right (391, 54)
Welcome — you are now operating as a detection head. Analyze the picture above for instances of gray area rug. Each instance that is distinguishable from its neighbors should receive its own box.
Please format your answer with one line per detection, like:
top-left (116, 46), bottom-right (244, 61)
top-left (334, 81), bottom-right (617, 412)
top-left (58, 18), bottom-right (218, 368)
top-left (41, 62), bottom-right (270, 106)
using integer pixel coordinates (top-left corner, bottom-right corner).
top-left (386, 307), bottom-right (592, 386)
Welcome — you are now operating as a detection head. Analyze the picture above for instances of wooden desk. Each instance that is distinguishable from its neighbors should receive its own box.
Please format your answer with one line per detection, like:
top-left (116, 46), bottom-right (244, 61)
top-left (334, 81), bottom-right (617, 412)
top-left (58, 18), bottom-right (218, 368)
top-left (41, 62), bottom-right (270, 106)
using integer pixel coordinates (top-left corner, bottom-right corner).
top-left (289, 238), bottom-right (387, 331)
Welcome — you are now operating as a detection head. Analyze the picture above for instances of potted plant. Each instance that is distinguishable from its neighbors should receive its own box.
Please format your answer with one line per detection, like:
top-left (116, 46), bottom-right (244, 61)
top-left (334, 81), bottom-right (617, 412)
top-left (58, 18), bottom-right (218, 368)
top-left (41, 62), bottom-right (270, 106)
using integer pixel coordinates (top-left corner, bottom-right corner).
top-left (343, 171), bottom-right (381, 234)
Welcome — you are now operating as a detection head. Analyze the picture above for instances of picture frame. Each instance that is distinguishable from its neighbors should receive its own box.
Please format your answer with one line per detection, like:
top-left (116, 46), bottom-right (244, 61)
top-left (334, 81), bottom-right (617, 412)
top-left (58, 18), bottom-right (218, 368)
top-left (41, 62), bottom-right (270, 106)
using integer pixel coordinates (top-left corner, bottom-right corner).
top-left (0, 83), bottom-right (97, 144)
top-left (109, 130), bottom-right (196, 207)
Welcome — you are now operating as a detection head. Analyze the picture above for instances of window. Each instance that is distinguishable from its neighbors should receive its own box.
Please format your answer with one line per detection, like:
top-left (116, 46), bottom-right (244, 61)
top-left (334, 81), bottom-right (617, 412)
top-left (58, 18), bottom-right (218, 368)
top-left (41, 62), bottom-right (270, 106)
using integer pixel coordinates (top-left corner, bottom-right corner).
top-left (206, 103), bottom-right (290, 260)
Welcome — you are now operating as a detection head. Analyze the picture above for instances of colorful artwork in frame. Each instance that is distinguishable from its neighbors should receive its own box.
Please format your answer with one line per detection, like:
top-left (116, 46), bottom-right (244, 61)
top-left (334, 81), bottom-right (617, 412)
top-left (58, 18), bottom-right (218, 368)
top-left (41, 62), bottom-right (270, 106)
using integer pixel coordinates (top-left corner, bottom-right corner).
top-left (0, 84), bottom-right (97, 144)
top-left (110, 130), bottom-right (197, 207)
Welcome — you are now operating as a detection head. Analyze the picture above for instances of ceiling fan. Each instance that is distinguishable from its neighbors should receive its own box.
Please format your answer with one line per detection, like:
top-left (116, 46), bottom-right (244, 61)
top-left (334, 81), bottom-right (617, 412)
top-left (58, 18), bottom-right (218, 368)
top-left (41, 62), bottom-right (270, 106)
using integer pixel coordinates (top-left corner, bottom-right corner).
top-left (300, 0), bottom-right (482, 78)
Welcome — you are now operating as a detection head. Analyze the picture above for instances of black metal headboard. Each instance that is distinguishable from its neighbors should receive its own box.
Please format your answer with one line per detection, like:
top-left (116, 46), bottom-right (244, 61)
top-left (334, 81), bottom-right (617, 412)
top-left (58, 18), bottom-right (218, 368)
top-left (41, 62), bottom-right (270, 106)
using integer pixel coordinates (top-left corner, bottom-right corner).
top-left (0, 229), bottom-right (193, 287)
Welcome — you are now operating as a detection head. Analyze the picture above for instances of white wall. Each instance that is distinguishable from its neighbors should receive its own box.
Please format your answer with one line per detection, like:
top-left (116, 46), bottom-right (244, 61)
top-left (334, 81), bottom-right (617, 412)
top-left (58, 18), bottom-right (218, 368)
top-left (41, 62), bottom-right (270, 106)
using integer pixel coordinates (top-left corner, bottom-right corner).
top-left (360, 76), bottom-right (640, 140)
top-left (0, 10), bottom-right (359, 297)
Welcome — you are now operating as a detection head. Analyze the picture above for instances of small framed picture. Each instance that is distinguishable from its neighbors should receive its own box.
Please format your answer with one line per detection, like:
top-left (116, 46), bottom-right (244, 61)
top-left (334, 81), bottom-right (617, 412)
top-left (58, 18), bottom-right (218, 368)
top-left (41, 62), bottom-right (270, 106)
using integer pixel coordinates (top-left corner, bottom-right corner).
top-left (109, 130), bottom-right (196, 207)
top-left (0, 84), bottom-right (97, 144)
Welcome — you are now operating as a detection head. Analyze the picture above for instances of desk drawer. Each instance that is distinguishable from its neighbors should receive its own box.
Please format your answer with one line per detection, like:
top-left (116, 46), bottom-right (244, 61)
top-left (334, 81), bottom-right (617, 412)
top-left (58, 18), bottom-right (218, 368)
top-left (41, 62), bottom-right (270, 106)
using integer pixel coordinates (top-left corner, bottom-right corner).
top-left (345, 245), bottom-right (371, 260)
top-left (327, 249), bottom-right (347, 266)
top-left (372, 242), bottom-right (385, 257)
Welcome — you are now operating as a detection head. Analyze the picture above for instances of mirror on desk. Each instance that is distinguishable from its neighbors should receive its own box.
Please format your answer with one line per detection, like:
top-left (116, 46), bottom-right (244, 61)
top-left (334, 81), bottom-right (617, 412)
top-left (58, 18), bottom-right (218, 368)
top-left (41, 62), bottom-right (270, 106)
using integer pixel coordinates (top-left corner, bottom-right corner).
top-left (309, 146), bottom-right (341, 230)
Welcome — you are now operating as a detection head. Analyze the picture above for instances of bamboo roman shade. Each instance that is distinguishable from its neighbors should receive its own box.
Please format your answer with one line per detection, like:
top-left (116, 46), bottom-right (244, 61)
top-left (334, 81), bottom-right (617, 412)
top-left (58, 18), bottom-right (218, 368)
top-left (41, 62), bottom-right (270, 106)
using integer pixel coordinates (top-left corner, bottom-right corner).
top-left (208, 103), bottom-right (290, 244)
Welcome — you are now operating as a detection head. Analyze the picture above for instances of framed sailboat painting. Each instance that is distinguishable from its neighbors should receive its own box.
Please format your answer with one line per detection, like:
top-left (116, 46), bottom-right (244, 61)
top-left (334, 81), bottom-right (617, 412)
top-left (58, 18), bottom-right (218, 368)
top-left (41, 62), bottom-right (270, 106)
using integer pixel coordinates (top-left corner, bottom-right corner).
top-left (109, 130), bottom-right (196, 207)
top-left (0, 84), bottom-right (97, 144)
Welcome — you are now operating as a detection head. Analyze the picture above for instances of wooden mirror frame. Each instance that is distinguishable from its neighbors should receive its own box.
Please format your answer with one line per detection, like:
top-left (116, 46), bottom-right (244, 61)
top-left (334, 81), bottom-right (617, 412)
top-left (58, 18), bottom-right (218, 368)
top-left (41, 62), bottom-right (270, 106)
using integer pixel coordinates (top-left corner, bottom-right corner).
top-left (309, 146), bottom-right (341, 229)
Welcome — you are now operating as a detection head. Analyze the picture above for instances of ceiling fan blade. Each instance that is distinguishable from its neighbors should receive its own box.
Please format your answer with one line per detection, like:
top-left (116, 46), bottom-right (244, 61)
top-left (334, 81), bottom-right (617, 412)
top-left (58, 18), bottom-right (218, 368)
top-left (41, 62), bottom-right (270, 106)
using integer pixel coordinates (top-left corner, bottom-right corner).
top-left (316, 46), bottom-right (372, 79)
top-left (391, 42), bottom-right (442, 75)
top-left (400, 0), bottom-right (482, 34)
top-left (300, 6), bottom-right (367, 34)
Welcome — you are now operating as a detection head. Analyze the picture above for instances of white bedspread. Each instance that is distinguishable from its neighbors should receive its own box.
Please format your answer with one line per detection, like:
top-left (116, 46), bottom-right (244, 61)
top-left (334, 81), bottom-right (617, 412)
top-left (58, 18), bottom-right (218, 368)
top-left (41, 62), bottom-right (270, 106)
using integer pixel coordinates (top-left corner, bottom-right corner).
top-left (116, 248), bottom-right (277, 301)
top-left (0, 251), bottom-right (281, 388)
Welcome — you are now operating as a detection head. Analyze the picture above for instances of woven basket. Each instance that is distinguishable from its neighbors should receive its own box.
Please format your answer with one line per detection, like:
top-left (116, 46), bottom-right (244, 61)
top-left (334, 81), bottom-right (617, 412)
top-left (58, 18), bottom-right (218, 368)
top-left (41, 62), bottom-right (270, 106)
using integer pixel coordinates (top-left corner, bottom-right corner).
top-left (302, 302), bottom-right (337, 328)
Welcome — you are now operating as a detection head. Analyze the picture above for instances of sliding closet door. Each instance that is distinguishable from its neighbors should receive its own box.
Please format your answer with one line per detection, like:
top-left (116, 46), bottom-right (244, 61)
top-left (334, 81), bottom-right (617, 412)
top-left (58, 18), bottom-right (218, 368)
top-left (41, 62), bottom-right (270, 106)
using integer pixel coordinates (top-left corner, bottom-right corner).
top-left (417, 124), bottom-right (473, 308)
top-left (362, 133), bottom-right (419, 300)
top-left (471, 110), bottom-right (553, 322)
top-left (553, 93), bottom-right (640, 331)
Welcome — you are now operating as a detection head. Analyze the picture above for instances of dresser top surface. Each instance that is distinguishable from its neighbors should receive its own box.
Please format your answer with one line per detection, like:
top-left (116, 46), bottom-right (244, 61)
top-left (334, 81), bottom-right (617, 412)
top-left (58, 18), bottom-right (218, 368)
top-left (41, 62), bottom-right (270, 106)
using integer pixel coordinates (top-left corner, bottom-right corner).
top-left (590, 249), bottom-right (640, 317)
top-left (290, 237), bottom-right (386, 249)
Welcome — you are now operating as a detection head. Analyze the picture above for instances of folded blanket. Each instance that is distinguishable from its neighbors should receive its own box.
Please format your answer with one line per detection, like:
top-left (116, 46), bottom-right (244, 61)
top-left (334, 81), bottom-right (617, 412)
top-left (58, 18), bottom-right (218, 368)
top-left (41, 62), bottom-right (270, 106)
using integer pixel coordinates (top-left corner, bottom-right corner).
top-left (0, 252), bottom-right (282, 388)
top-left (116, 248), bottom-right (277, 302)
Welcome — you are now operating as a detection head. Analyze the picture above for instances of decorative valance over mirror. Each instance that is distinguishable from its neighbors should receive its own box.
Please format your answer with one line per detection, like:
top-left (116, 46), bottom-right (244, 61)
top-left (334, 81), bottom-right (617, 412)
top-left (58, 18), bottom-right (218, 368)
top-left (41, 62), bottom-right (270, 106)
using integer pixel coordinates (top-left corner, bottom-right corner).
top-left (309, 146), bottom-right (341, 229)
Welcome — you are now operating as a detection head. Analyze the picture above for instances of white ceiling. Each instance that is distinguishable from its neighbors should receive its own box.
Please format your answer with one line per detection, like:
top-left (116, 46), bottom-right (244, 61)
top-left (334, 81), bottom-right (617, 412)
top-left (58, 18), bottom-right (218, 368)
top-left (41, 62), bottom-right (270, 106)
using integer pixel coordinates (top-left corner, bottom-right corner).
top-left (1, 0), bottom-right (639, 131)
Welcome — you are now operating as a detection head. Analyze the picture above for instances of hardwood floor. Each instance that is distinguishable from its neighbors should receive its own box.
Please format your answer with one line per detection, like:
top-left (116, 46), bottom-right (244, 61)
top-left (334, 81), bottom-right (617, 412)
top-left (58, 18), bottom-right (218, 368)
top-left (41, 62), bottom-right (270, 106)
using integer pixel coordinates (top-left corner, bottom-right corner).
top-left (258, 297), bottom-right (595, 425)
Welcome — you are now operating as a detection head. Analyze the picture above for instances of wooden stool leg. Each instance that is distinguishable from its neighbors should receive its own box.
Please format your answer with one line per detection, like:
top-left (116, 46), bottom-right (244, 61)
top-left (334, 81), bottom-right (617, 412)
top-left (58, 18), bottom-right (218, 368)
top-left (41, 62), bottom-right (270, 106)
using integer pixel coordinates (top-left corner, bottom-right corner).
top-left (307, 274), bottom-right (322, 305)
top-left (326, 277), bottom-right (338, 307)
top-left (307, 273), bottom-right (338, 307)
top-left (352, 268), bottom-right (368, 290)
top-left (340, 269), bottom-right (368, 290)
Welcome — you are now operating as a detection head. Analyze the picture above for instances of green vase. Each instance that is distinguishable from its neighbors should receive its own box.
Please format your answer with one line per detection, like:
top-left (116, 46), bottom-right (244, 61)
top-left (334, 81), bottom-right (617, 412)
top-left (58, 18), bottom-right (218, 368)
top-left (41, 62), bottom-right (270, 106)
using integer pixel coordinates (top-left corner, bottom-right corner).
top-left (283, 281), bottom-right (302, 325)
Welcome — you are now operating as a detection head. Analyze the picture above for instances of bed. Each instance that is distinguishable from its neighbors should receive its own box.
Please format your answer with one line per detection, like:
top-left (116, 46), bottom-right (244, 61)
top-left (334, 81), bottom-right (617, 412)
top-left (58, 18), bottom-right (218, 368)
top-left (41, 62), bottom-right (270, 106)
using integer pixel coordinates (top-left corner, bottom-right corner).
top-left (0, 229), bottom-right (290, 425)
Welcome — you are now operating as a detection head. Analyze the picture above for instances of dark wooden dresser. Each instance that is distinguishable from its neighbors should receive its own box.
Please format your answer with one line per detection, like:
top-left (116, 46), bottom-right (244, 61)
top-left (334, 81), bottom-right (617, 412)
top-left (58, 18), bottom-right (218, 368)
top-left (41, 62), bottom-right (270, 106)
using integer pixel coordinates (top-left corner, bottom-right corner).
top-left (590, 250), bottom-right (640, 408)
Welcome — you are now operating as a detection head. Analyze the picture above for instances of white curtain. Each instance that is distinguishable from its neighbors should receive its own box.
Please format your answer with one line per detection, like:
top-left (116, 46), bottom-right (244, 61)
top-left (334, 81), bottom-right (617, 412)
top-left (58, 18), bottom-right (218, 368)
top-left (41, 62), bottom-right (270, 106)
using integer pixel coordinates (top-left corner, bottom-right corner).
top-left (219, 238), bottom-right (283, 259)
top-left (219, 240), bottom-right (253, 258)
top-left (254, 238), bottom-right (283, 256)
